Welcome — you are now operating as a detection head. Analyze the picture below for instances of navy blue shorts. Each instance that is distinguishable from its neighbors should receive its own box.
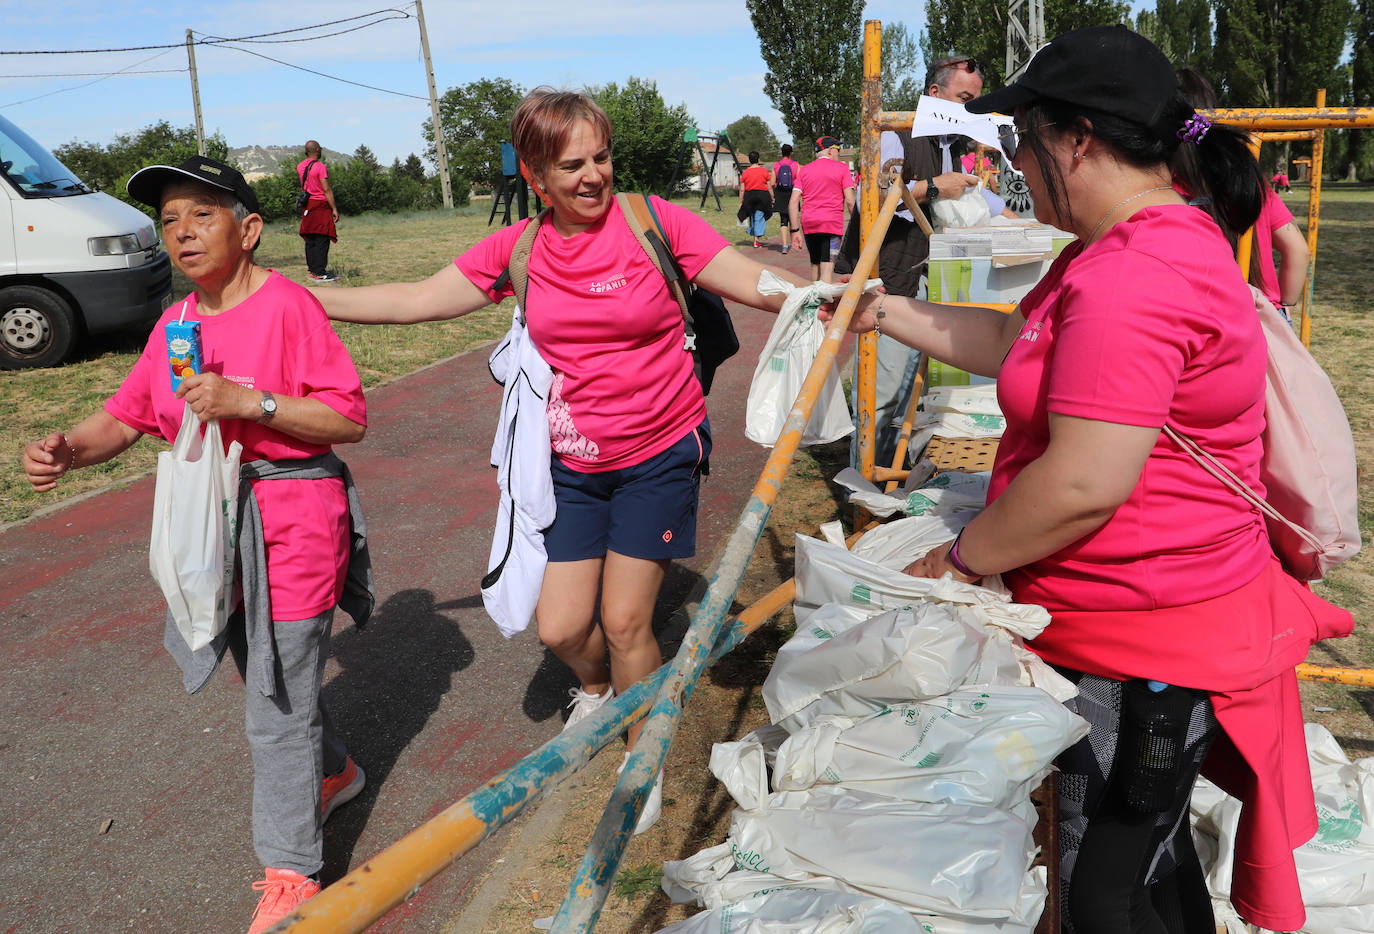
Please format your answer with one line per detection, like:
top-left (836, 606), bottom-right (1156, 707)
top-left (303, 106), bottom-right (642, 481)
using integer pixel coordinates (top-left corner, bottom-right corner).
top-left (545, 418), bottom-right (712, 563)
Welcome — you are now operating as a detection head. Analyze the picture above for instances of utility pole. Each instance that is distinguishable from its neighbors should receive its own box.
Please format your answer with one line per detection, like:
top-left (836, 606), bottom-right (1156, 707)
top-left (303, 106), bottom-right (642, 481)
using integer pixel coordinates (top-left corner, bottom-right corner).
top-left (186, 29), bottom-right (206, 156)
top-left (414, 0), bottom-right (453, 208)
top-left (1005, 0), bottom-right (1045, 82)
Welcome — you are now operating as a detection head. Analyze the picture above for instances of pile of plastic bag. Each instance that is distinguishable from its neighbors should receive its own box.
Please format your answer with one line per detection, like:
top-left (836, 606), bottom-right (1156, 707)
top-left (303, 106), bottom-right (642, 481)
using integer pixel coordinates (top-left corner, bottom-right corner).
top-left (1194, 722), bottom-right (1374, 934)
top-left (654, 509), bottom-right (1088, 934)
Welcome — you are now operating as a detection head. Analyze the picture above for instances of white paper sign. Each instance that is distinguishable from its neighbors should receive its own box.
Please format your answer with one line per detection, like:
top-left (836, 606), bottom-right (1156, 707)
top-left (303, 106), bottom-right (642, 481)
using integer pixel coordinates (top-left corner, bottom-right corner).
top-left (912, 95), bottom-right (1014, 160)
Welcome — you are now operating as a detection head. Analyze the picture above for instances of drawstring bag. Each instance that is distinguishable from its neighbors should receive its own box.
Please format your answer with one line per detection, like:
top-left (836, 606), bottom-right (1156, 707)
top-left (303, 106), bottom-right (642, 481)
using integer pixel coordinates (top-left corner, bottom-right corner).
top-left (149, 402), bottom-right (242, 649)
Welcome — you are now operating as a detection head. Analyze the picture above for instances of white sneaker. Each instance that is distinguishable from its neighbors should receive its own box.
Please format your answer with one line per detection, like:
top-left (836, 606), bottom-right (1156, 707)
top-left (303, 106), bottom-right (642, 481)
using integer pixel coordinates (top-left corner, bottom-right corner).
top-left (618, 756), bottom-right (663, 835)
top-left (562, 685), bottom-right (614, 731)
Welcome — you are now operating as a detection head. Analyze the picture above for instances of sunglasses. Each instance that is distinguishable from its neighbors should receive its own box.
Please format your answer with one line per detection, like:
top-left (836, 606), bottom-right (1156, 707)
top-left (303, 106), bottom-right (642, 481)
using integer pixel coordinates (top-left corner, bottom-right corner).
top-left (997, 122), bottom-right (1052, 160)
top-left (935, 56), bottom-right (981, 75)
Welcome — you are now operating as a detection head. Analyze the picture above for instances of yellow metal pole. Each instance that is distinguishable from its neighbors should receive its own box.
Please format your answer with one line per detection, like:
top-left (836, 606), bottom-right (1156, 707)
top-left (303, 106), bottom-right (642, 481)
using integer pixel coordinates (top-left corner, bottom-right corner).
top-left (1299, 90), bottom-right (1327, 348)
top-left (857, 20), bottom-right (882, 485)
top-left (1206, 106), bottom-right (1374, 129)
top-left (1297, 664), bottom-right (1374, 687)
top-left (1235, 135), bottom-right (1263, 282)
top-left (1255, 130), bottom-right (1318, 142)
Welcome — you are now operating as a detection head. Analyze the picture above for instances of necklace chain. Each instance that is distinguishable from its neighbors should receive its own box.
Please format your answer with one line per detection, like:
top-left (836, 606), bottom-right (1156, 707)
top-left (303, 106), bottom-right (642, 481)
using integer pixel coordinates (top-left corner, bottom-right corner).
top-left (1085, 186), bottom-right (1174, 243)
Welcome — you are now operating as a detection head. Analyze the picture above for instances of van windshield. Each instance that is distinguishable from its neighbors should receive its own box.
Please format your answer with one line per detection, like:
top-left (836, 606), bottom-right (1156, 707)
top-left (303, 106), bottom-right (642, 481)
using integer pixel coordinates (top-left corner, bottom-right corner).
top-left (0, 115), bottom-right (91, 198)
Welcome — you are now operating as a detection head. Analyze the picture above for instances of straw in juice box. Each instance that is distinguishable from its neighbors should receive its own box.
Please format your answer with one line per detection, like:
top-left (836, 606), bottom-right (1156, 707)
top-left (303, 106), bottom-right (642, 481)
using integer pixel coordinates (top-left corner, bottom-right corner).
top-left (165, 301), bottom-right (202, 392)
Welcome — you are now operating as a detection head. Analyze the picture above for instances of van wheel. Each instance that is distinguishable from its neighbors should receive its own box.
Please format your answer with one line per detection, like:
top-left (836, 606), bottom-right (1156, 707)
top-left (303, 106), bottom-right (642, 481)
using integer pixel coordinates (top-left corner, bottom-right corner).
top-left (0, 286), bottom-right (78, 369)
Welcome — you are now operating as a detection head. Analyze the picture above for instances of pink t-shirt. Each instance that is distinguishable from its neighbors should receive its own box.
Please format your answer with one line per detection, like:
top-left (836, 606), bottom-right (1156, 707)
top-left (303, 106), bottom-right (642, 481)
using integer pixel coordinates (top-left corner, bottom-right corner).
top-left (297, 158), bottom-right (328, 199)
top-left (794, 158), bottom-right (854, 235)
top-left (456, 195), bottom-right (728, 472)
top-left (106, 272), bottom-right (366, 619)
top-left (1254, 188), bottom-right (1295, 307)
top-left (773, 157), bottom-right (800, 188)
top-left (991, 204), bottom-right (1271, 612)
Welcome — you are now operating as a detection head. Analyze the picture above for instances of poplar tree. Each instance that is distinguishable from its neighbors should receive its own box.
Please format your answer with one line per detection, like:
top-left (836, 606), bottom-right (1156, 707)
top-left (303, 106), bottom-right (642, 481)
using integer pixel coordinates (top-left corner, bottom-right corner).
top-left (747, 0), bottom-right (865, 150)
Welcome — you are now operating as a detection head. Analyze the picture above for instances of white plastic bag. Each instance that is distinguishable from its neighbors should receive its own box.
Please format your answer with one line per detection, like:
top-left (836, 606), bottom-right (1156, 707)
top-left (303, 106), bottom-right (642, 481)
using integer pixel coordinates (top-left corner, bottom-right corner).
top-left (727, 786), bottom-right (1036, 921)
top-left (932, 183), bottom-right (994, 230)
top-left (149, 402), bottom-right (242, 650)
top-left (771, 685), bottom-right (1088, 810)
top-left (745, 271), bottom-right (880, 447)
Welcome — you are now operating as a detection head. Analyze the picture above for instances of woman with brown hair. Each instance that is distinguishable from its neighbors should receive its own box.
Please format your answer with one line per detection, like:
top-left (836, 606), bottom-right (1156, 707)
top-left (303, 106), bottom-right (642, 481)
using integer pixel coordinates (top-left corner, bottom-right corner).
top-left (312, 87), bottom-right (807, 833)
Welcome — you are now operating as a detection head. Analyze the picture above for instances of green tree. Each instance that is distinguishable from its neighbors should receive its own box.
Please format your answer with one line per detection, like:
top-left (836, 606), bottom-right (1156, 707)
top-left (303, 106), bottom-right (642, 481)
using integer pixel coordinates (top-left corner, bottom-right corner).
top-left (747, 0), bottom-right (865, 150)
top-left (353, 144), bottom-right (380, 174)
top-left (1212, 0), bottom-right (1352, 108)
top-left (589, 77), bottom-right (693, 193)
top-left (422, 76), bottom-right (524, 200)
top-left (1350, 0), bottom-right (1374, 178)
top-left (52, 121), bottom-right (229, 213)
top-left (723, 115), bottom-right (780, 159)
top-left (918, 0), bottom-right (1129, 89)
top-left (400, 152), bottom-right (427, 182)
top-left (881, 21), bottom-right (924, 110)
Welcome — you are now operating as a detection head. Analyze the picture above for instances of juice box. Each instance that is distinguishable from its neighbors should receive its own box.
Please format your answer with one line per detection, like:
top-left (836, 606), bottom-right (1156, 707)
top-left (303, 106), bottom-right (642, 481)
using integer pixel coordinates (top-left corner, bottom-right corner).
top-left (165, 318), bottom-right (202, 391)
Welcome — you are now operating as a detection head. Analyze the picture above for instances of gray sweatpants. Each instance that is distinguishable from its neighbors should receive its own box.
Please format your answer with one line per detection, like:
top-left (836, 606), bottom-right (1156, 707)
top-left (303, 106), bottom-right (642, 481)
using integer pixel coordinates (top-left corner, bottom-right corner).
top-left (228, 609), bottom-right (348, 876)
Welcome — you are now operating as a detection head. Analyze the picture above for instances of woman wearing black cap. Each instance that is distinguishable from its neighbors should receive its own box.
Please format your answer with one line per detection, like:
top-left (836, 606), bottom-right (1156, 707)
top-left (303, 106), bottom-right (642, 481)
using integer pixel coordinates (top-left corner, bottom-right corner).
top-left (20, 156), bottom-right (372, 933)
top-left (841, 26), bottom-right (1350, 934)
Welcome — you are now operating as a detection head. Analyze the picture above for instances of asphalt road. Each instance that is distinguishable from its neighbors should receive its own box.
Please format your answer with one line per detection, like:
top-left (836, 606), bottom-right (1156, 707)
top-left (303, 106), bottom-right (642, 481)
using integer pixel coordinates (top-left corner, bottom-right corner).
top-left (0, 243), bottom-right (821, 933)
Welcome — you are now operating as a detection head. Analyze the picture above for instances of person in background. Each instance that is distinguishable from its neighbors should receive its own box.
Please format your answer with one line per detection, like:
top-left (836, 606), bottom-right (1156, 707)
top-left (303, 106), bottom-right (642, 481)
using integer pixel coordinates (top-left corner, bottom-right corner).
top-left (1172, 67), bottom-right (1311, 325)
top-left (737, 150), bottom-right (774, 249)
top-left (836, 26), bottom-right (1350, 933)
top-left (21, 156), bottom-right (372, 933)
top-left (772, 143), bottom-right (800, 253)
top-left (298, 140), bottom-right (340, 283)
top-left (789, 136), bottom-right (855, 281)
top-left (309, 88), bottom-right (810, 836)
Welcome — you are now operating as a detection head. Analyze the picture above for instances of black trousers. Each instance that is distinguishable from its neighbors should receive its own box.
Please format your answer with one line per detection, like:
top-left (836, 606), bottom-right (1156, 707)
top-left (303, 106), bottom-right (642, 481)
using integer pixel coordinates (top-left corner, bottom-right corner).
top-left (303, 234), bottom-right (331, 275)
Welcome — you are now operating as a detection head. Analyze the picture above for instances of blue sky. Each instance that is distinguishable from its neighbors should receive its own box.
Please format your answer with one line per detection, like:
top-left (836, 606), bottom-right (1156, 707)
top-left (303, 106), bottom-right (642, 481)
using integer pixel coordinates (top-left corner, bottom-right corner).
top-left (1, 1), bottom-right (930, 169)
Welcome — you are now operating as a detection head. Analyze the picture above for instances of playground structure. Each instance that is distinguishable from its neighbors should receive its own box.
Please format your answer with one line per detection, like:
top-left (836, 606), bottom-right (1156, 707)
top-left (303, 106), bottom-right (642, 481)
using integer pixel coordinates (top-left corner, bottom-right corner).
top-left (664, 128), bottom-right (741, 212)
top-left (273, 21), bottom-right (1374, 934)
top-left (488, 141), bottom-right (541, 226)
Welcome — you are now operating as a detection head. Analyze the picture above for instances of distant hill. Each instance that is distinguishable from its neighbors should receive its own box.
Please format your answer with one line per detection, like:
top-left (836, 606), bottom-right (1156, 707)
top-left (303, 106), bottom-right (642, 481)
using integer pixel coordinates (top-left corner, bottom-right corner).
top-left (230, 144), bottom-right (351, 182)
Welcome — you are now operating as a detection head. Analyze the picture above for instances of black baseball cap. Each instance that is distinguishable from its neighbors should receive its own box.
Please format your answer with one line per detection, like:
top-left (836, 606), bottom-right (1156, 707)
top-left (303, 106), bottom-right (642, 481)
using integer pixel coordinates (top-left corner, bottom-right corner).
top-left (966, 26), bottom-right (1179, 136)
top-left (815, 136), bottom-right (842, 152)
top-left (127, 156), bottom-right (262, 215)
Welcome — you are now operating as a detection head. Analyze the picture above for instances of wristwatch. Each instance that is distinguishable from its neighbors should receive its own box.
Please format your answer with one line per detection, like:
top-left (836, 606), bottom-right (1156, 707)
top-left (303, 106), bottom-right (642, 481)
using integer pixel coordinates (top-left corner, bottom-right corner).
top-left (926, 178), bottom-right (940, 202)
top-left (257, 390), bottom-right (277, 423)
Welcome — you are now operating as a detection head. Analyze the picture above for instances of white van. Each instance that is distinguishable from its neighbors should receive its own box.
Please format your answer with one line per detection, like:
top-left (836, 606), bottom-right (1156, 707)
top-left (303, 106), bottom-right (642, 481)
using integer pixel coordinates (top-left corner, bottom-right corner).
top-left (0, 114), bottom-right (172, 369)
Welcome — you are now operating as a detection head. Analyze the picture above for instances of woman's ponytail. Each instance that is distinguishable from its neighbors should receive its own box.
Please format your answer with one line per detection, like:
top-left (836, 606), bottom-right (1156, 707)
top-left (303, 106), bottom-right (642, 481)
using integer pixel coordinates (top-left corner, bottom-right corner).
top-left (1192, 119), bottom-right (1264, 241)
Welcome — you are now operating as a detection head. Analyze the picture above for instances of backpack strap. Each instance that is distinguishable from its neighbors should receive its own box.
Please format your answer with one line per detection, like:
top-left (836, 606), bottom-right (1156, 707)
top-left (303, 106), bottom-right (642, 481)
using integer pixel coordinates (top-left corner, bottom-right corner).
top-left (617, 192), bottom-right (690, 322)
top-left (298, 158), bottom-right (319, 189)
top-left (492, 207), bottom-right (552, 321)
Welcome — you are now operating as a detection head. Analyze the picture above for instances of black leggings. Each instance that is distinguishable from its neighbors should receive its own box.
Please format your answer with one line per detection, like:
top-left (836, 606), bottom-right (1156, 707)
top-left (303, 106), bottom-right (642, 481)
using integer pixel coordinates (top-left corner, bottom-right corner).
top-left (1056, 672), bottom-right (1222, 934)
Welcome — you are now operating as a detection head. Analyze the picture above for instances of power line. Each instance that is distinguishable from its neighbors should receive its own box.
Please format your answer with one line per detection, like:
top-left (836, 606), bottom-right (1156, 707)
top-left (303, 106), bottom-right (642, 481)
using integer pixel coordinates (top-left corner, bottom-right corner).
top-left (201, 38), bottom-right (428, 102)
top-left (0, 8), bottom-right (413, 55)
top-left (0, 69), bottom-right (186, 78)
top-left (1, 49), bottom-right (177, 109)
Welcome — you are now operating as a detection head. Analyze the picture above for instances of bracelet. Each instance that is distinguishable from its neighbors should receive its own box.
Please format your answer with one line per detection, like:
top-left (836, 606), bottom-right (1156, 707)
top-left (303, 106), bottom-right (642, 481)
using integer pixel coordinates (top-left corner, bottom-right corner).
top-left (61, 433), bottom-right (77, 472)
top-left (872, 295), bottom-right (887, 334)
top-left (946, 529), bottom-right (982, 578)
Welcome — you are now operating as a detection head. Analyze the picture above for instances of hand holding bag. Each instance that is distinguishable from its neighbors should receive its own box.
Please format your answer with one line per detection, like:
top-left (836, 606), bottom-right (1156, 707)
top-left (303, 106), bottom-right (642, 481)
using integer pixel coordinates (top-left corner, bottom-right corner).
top-left (149, 401), bottom-right (243, 649)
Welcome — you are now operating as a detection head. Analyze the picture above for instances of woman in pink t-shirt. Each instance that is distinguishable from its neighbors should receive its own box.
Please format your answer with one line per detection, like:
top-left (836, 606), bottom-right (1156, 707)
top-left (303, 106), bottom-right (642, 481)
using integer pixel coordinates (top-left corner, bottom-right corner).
top-left (21, 156), bottom-right (370, 931)
top-left (834, 27), bottom-right (1350, 934)
top-left (313, 88), bottom-right (808, 834)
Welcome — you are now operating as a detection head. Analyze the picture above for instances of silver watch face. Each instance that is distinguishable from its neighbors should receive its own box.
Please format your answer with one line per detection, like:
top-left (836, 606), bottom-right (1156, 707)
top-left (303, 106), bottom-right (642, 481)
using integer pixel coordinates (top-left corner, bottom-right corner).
top-left (261, 395), bottom-right (277, 416)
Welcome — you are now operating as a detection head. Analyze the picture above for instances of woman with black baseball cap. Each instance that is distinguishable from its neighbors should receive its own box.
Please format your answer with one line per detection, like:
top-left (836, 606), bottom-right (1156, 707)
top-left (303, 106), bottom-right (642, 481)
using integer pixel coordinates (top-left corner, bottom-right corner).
top-left (21, 155), bottom-right (374, 932)
top-left (838, 25), bottom-right (1349, 934)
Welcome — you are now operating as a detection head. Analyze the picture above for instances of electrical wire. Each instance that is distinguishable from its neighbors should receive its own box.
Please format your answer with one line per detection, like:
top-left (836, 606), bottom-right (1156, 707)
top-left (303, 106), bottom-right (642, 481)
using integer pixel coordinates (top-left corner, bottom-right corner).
top-left (1, 49), bottom-right (177, 109)
top-left (0, 8), bottom-right (413, 55)
top-left (0, 69), bottom-right (185, 78)
top-left (199, 38), bottom-right (428, 101)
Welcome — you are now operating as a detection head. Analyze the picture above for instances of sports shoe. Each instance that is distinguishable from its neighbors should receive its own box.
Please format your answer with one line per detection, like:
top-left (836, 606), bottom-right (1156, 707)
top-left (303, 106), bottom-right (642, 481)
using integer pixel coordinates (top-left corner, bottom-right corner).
top-left (781, 246), bottom-right (790, 254)
top-left (308, 272), bottom-right (338, 282)
top-left (248, 867), bottom-right (321, 934)
top-left (752, 239), bottom-right (762, 249)
top-left (617, 756), bottom-right (663, 835)
top-left (321, 757), bottom-right (365, 822)
top-left (562, 685), bottom-right (614, 731)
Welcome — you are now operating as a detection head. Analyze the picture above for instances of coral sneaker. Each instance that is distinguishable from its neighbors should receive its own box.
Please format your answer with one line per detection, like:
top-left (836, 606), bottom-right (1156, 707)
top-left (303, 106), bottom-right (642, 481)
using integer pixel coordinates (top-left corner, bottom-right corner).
top-left (321, 757), bottom-right (365, 822)
top-left (248, 868), bottom-right (320, 934)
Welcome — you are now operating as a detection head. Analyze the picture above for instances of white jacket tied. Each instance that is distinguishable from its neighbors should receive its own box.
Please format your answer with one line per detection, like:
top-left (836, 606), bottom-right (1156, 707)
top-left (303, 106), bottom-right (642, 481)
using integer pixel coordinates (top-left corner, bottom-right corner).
top-left (482, 306), bottom-right (555, 638)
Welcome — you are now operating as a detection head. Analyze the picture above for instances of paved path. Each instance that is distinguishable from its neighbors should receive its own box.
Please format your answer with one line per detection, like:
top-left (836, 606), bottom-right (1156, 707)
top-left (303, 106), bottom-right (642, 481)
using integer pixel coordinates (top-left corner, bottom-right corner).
top-left (0, 242), bottom-right (820, 932)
